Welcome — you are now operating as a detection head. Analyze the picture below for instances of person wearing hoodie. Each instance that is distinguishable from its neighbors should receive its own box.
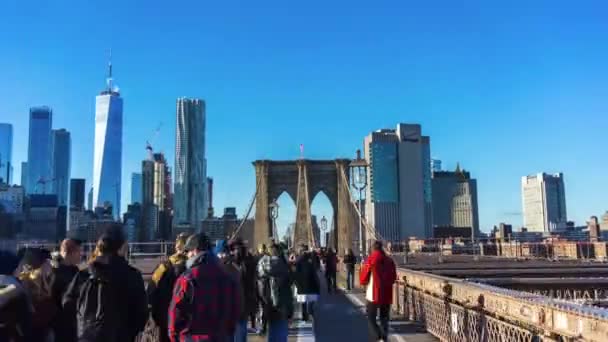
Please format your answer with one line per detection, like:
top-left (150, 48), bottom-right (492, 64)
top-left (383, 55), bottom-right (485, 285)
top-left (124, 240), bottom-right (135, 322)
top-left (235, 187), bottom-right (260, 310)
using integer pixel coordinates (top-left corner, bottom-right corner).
top-left (294, 245), bottom-right (320, 322)
top-left (63, 225), bottom-right (148, 342)
top-left (49, 238), bottom-right (82, 342)
top-left (0, 250), bottom-right (33, 342)
top-left (147, 233), bottom-right (190, 342)
top-left (257, 243), bottom-right (293, 342)
top-left (360, 241), bottom-right (397, 342)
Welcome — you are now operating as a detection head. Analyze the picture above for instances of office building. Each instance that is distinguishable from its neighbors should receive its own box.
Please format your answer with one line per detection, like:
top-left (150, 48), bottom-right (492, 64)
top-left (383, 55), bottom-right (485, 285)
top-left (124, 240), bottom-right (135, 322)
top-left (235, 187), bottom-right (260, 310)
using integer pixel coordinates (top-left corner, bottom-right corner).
top-left (24, 194), bottom-right (61, 241)
top-left (173, 98), bottom-right (207, 226)
top-left (521, 173), bottom-right (567, 233)
top-left (364, 123), bottom-right (429, 241)
top-left (70, 179), bottom-right (85, 211)
top-left (27, 106), bottom-right (53, 194)
top-left (421, 137), bottom-right (432, 237)
top-left (93, 59), bottom-right (123, 218)
top-left (0, 185), bottom-right (25, 214)
top-left (207, 177), bottom-right (214, 218)
top-left (51, 129), bottom-right (71, 206)
top-left (142, 152), bottom-right (172, 241)
top-left (123, 203), bottom-right (143, 242)
top-left (0, 123), bottom-right (13, 184)
top-left (431, 159), bottom-right (442, 172)
top-left (432, 165), bottom-right (480, 237)
top-left (87, 187), bottom-right (93, 211)
top-left (602, 211), bottom-right (608, 231)
top-left (21, 162), bottom-right (27, 189)
top-left (131, 173), bottom-right (142, 204)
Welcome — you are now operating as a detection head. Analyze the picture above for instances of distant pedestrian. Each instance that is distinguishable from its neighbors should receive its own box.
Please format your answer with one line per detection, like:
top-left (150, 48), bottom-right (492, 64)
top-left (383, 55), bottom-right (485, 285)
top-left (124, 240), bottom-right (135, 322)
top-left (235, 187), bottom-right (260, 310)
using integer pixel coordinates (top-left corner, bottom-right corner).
top-left (360, 241), bottom-right (396, 342)
top-left (168, 233), bottom-right (242, 342)
top-left (147, 233), bottom-right (190, 342)
top-left (257, 243), bottom-right (293, 342)
top-left (49, 238), bottom-right (82, 342)
top-left (294, 245), bottom-right (320, 321)
top-left (324, 248), bottom-right (338, 293)
top-left (343, 249), bottom-right (357, 291)
top-left (63, 225), bottom-right (148, 342)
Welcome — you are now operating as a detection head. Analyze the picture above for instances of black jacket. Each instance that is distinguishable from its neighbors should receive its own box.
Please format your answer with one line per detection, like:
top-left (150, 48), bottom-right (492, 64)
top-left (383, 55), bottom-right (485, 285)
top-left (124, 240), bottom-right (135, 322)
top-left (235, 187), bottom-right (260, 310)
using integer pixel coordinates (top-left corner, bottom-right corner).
top-left (226, 253), bottom-right (258, 319)
top-left (343, 254), bottom-right (356, 270)
top-left (294, 253), bottom-right (320, 295)
top-left (49, 261), bottom-right (79, 342)
top-left (147, 253), bottom-right (187, 342)
top-left (63, 255), bottom-right (148, 342)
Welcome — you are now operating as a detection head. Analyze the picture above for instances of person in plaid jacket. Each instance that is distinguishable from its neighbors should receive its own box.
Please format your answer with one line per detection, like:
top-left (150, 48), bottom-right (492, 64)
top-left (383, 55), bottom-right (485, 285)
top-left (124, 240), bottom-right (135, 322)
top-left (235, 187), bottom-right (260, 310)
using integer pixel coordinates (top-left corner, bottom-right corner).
top-left (168, 233), bottom-right (242, 342)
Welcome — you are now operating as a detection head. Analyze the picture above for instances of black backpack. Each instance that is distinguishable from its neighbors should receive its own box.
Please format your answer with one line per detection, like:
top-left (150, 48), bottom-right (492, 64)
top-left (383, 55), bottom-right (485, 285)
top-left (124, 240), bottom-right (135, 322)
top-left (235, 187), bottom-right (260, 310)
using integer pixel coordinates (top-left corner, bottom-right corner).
top-left (75, 271), bottom-right (120, 341)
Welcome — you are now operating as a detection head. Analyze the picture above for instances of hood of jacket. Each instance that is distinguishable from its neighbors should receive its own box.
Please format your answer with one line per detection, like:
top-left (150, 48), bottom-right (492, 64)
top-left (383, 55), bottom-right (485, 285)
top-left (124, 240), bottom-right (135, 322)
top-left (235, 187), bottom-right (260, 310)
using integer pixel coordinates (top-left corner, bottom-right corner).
top-left (88, 254), bottom-right (129, 281)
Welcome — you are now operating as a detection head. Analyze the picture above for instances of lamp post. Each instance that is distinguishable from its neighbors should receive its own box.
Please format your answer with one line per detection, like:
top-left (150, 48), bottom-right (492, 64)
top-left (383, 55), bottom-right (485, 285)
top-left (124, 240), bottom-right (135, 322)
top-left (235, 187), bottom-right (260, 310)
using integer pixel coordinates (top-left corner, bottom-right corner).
top-left (350, 149), bottom-right (368, 257)
top-left (320, 215), bottom-right (328, 247)
top-left (269, 200), bottom-right (279, 241)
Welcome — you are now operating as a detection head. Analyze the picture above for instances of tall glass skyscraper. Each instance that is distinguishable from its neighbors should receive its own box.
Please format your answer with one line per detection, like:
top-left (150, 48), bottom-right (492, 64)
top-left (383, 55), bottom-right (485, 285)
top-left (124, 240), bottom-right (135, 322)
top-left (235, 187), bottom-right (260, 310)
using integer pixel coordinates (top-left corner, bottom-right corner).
top-left (131, 173), bottom-right (142, 204)
top-left (0, 123), bottom-right (13, 184)
top-left (27, 107), bottom-right (53, 194)
top-left (93, 60), bottom-right (123, 218)
top-left (173, 98), bottom-right (207, 227)
top-left (52, 129), bottom-right (71, 206)
top-left (364, 124), bottom-right (430, 241)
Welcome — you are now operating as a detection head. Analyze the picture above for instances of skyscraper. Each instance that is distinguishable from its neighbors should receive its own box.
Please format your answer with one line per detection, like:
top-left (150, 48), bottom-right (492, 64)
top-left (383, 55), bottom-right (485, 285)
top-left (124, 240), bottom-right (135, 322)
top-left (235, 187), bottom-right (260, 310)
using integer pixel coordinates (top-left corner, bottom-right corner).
top-left (364, 123), bottom-right (429, 241)
top-left (522, 173), bottom-right (567, 233)
top-left (431, 159), bottom-right (442, 172)
top-left (0, 123), bottom-right (13, 185)
top-left (131, 173), bottom-right (142, 204)
top-left (51, 129), bottom-right (71, 206)
top-left (173, 98), bottom-right (207, 227)
top-left (87, 187), bottom-right (93, 211)
top-left (432, 165), bottom-right (480, 237)
top-left (70, 178), bottom-right (85, 211)
top-left (93, 58), bottom-right (123, 219)
top-left (27, 106), bottom-right (53, 195)
top-left (21, 162), bottom-right (27, 189)
top-left (142, 152), bottom-right (171, 241)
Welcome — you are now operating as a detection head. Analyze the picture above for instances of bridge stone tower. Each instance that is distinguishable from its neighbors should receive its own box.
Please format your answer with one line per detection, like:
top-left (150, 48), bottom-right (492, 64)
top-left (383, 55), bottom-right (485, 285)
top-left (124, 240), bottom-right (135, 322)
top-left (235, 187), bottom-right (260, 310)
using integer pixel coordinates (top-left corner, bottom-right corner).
top-left (253, 159), bottom-right (355, 254)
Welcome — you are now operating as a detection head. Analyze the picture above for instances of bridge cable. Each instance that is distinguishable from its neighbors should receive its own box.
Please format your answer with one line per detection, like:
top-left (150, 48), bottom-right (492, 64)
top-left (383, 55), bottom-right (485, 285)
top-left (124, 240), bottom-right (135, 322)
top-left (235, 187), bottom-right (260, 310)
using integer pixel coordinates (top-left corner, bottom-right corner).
top-left (229, 176), bottom-right (262, 241)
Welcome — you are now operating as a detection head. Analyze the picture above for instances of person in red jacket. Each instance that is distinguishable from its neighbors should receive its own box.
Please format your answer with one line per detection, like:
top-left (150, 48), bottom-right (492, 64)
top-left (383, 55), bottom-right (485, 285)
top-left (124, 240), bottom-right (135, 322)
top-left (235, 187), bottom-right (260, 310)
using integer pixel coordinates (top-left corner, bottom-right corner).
top-left (360, 241), bottom-right (396, 342)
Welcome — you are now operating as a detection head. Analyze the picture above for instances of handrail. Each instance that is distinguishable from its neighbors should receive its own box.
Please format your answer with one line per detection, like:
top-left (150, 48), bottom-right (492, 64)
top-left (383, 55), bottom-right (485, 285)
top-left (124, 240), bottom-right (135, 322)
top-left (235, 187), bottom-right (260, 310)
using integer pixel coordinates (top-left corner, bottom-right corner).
top-left (398, 267), bottom-right (608, 341)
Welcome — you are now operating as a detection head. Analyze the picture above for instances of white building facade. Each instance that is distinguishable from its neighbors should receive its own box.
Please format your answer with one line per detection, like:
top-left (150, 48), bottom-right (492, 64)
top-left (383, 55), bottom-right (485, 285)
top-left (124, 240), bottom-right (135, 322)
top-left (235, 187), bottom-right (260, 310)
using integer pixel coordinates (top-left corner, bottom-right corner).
top-left (521, 173), bottom-right (567, 233)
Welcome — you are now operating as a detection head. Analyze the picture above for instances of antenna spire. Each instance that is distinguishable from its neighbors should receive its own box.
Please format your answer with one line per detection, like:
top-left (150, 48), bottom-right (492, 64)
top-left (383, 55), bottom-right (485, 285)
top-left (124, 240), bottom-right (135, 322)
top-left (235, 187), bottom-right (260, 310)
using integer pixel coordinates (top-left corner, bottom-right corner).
top-left (106, 49), bottom-right (113, 91)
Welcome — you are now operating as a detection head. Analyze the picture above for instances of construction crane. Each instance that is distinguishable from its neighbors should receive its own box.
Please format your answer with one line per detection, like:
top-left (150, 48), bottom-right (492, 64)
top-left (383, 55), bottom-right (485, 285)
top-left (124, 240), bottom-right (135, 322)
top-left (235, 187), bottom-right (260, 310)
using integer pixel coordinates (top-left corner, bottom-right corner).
top-left (145, 122), bottom-right (163, 159)
top-left (36, 176), bottom-right (56, 194)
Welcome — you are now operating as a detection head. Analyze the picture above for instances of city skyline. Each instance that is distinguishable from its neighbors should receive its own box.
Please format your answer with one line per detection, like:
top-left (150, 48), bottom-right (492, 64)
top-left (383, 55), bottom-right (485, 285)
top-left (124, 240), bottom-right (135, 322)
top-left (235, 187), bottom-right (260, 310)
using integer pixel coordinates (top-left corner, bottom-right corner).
top-left (1, 1), bottom-right (607, 232)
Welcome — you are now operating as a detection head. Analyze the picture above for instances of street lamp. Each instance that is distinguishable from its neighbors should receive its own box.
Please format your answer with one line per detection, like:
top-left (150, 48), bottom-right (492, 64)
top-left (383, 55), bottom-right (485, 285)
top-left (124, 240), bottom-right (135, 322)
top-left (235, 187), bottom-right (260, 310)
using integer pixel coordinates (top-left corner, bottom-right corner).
top-left (269, 200), bottom-right (279, 241)
top-left (350, 149), bottom-right (368, 257)
top-left (320, 215), bottom-right (328, 247)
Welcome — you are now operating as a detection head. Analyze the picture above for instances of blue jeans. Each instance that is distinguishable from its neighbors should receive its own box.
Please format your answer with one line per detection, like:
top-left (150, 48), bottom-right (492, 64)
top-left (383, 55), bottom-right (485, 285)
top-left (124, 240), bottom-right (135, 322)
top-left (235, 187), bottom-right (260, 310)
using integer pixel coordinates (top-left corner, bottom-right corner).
top-left (267, 319), bottom-right (288, 342)
top-left (346, 268), bottom-right (355, 290)
top-left (233, 319), bottom-right (248, 342)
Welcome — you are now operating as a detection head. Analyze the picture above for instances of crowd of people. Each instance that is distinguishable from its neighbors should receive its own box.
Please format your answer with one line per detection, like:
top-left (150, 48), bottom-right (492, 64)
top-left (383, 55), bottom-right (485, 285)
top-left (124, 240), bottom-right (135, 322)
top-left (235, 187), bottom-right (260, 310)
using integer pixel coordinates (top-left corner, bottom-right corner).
top-left (0, 223), bottom-right (396, 342)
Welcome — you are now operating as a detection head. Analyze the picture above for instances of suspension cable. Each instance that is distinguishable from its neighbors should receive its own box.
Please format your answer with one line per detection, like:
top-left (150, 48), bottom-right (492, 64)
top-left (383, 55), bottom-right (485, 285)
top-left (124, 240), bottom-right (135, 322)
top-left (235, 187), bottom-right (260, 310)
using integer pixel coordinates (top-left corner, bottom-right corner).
top-left (339, 168), bottom-right (385, 242)
top-left (229, 176), bottom-right (261, 240)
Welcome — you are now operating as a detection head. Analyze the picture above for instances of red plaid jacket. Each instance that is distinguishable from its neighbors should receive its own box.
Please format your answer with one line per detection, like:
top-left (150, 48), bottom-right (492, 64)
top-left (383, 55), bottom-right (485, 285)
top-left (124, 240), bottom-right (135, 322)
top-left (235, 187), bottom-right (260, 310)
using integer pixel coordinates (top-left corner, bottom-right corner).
top-left (168, 252), bottom-right (241, 342)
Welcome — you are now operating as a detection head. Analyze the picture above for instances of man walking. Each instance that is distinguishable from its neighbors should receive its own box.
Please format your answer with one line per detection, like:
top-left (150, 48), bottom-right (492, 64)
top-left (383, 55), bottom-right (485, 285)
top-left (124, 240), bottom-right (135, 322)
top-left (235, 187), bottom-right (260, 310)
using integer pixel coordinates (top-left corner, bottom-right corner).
top-left (294, 245), bottom-right (320, 321)
top-left (360, 241), bottom-right (396, 342)
top-left (168, 233), bottom-right (242, 342)
top-left (343, 248), bottom-right (357, 291)
top-left (324, 248), bottom-right (338, 294)
top-left (226, 238), bottom-right (258, 342)
top-left (257, 243), bottom-right (293, 342)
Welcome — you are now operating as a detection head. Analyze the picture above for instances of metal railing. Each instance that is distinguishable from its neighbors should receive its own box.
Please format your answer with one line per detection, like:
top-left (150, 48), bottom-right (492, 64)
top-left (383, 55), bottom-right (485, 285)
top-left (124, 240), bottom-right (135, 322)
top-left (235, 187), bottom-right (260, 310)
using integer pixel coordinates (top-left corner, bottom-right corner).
top-left (394, 268), bottom-right (608, 342)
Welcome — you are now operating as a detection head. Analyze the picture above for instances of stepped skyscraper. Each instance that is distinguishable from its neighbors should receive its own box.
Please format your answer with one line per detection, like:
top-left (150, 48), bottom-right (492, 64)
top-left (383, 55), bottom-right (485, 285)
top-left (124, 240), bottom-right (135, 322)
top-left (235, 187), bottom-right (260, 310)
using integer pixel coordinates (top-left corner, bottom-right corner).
top-left (93, 57), bottom-right (123, 218)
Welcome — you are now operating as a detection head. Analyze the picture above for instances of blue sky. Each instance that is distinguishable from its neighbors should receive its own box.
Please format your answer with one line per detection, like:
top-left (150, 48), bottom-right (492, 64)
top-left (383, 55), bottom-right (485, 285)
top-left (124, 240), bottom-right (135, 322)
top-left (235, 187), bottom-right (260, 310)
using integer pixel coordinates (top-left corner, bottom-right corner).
top-left (1, 1), bottom-right (607, 235)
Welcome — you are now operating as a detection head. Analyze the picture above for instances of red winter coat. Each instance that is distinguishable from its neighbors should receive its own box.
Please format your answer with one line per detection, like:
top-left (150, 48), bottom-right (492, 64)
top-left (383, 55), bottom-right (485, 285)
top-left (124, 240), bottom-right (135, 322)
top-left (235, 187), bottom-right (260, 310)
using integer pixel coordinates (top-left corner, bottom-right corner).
top-left (360, 251), bottom-right (397, 305)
